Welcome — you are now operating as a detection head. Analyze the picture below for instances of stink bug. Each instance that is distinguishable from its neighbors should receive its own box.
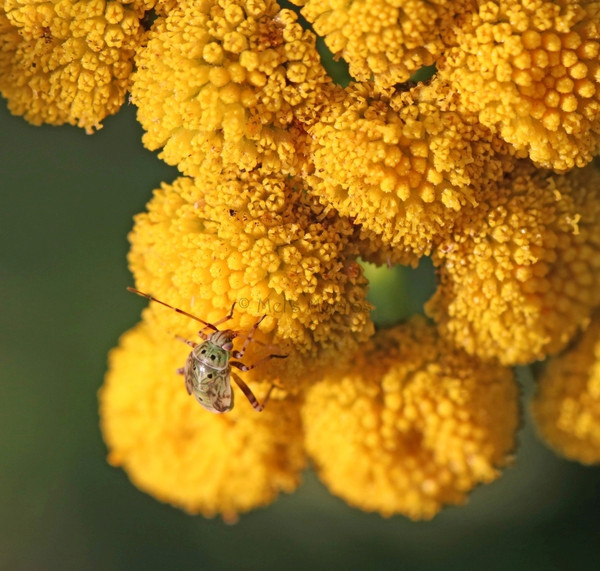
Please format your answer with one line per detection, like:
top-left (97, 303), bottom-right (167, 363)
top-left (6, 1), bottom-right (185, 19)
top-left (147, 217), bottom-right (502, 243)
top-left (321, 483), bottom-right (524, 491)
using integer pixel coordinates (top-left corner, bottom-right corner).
top-left (127, 287), bottom-right (287, 413)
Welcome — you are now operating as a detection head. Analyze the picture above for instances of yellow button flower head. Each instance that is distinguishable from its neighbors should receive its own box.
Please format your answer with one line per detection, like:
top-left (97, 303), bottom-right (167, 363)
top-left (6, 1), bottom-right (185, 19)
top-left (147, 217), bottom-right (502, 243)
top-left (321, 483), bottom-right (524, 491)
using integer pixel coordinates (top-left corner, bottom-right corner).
top-left (131, 0), bottom-right (331, 178)
top-left (532, 311), bottom-right (600, 465)
top-left (289, 0), bottom-right (473, 89)
top-left (439, 0), bottom-right (600, 172)
top-left (0, 0), bottom-right (145, 132)
top-left (128, 170), bottom-right (374, 391)
top-left (302, 316), bottom-right (519, 520)
top-left (427, 161), bottom-right (600, 366)
top-left (100, 320), bottom-right (305, 521)
top-left (308, 78), bottom-right (516, 266)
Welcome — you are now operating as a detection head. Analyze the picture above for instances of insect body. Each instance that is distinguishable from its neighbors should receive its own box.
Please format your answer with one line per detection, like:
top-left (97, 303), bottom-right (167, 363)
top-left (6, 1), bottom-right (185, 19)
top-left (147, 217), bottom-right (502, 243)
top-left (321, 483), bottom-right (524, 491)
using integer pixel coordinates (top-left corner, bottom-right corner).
top-left (127, 287), bottom-right (287, 413)
top-left (184, 332), bottom-right (236, 413)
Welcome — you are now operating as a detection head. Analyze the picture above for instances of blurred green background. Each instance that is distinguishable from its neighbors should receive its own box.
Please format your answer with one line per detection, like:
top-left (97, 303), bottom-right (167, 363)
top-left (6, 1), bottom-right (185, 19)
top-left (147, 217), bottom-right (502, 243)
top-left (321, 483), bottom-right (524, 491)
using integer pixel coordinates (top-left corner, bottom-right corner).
top-left (1, 99), bottom-right (600, 571)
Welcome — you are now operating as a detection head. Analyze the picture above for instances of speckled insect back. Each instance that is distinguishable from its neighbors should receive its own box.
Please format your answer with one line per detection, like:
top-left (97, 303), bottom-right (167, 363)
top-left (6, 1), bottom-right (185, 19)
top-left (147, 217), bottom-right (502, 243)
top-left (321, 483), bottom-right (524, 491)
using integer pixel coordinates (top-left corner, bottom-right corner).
top-left (127, 288), bottom-right (287, 414)
top-left (183, 333), bottom-right (236, 413)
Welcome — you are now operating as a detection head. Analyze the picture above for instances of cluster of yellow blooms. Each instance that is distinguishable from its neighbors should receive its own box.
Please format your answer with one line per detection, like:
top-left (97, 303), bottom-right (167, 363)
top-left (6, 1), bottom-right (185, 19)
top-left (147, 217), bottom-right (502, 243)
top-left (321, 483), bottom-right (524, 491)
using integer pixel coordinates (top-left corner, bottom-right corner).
top-left (428, 160), bottom-right (600, 365)
top-left (4, 0), bottom-right (600, 520)
top-left (100, 320), bottom-right (306, 521)
top-left (441, 0), bottom-right (600, 171)
top-left (131, 0), bottom-right (332, 177)
top-left (128, 170), bottom-right (374, 391)
top-left (303, 317), bottom-right (519, 519)
top-left (308, 79), bottom-right (517, 265)
top-left (1, 0), bottom-right (146, 132)
top-left (532, 310), bottom-right (600, 465)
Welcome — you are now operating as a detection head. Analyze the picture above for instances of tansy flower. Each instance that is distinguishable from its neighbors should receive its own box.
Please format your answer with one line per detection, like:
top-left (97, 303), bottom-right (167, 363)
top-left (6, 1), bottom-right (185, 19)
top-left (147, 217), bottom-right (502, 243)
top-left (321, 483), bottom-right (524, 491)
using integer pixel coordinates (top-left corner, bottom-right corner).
top-left (302, 316), bottom-right (519, 520)
top-left (99, 320), bottom-right (305, 521)
top-left (289, 0), bottom-right (474, 89)
top-left (131, 0), bottom-right (331, 179)
top-left (307, 78), bottom-right (516, 266)
top-left (427, 161), bottom-right (600, 366)
top-left (439, 0), bottom-right (600, 172)
top-left (531, 310), bottom-right (600, 465)
top-left (128, 170), bottom-right (374, 391)
top-left (0, 0), bottom-right (146, 132)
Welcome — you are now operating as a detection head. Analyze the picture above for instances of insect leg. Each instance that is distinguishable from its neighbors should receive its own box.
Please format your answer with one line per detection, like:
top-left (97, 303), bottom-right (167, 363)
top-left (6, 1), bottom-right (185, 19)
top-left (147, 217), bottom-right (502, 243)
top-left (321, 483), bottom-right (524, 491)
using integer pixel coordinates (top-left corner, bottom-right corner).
top-left (234, 334), bottom-right (269, 347)
top-left (230, 353), bottom-right (287, 372)
top-left (231, 314), bottom-right (266, 359)
top-left (175, 335), bottom-right (197, 347)
top-left (230, 372), bottom-right (275, 412)
top-left (197, 302), bottom-right (236, 339)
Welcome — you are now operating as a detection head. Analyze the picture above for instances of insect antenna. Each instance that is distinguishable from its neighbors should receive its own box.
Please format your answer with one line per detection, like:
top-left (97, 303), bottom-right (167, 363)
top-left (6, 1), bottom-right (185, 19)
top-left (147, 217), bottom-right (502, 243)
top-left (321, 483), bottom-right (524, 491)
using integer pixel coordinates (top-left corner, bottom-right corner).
top-left (127, 287), bottom-right (219, 332)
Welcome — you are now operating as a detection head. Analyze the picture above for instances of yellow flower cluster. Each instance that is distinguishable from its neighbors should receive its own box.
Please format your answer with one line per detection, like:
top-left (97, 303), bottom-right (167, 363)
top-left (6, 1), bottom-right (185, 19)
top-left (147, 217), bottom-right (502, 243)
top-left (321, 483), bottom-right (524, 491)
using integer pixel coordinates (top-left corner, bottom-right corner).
top-left (100, 321), bottom-right (305, 521)
top-left (128, 170), bottom-right (374, 391)
top-left (5, 0), bottom-right (600, 521)
top-left (0, 0), bottom-right (146, 132)
top-left (440, 0), bottom-right (600, 171)
top-left (427, 161), bottom-right (600, 366)
top-left (131, 0), bottom-right (331, 178)
top-left (302, 317), bottom-right (519, 519)
top-left (532, 311), bottom-right (600, 465)
top-left (290, 0), bottom-right (473, 89)
top-left (101, 314), bottom-right (519, 520)
top-left (308, 78), bottom-right (516, 265)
